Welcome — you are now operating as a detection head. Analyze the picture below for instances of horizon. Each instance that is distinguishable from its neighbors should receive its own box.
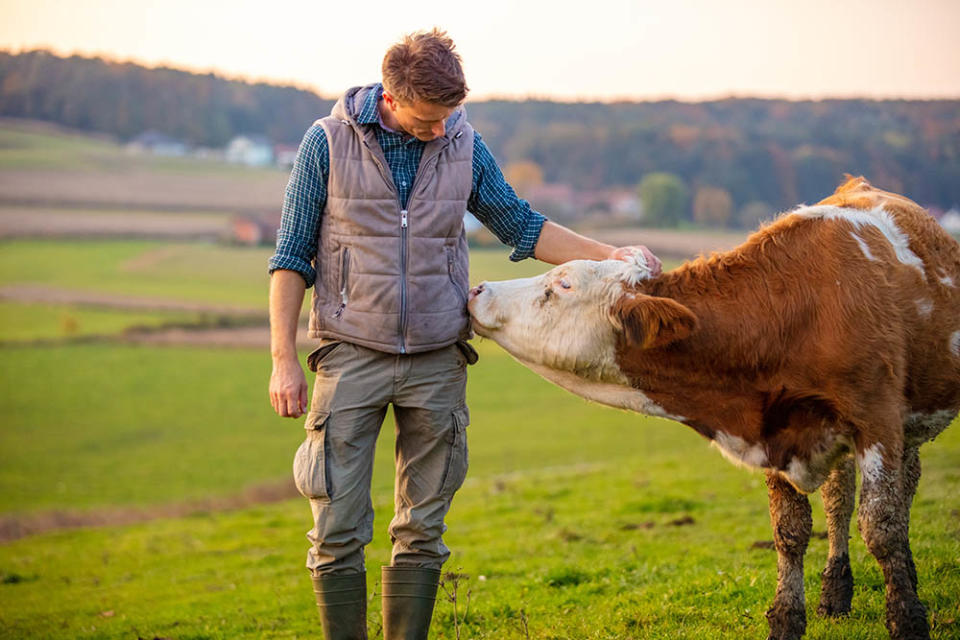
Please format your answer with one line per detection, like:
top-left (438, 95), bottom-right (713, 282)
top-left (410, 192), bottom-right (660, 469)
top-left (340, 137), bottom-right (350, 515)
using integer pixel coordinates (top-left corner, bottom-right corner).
top-left (4, 46), bottom-right (960, 105)
top-left (2, 0), bottom-right (959, 102)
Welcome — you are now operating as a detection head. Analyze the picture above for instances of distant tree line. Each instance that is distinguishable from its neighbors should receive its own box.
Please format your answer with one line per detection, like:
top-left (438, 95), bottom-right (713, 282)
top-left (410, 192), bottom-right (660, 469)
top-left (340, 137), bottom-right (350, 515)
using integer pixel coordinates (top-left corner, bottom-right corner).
top-left (2, 49), bottom-right (959, 224)
top-left (0, 49), bottom-right (334, 148)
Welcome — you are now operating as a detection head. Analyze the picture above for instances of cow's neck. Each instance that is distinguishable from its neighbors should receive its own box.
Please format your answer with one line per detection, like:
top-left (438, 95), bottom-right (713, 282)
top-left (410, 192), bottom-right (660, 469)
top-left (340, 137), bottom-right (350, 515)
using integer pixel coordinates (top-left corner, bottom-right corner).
top-left (517, 357), bottom-right (688, 421)
top-left (617, 260), bottom-right (787, 441)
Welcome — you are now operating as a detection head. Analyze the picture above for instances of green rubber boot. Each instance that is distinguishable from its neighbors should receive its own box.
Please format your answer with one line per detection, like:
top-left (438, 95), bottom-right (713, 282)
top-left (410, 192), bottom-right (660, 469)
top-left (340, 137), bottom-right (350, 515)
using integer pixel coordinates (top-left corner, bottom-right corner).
top-left (381, 566), bottom-right (441, 640)
top-left (311, 572), bottom-right (368, 640)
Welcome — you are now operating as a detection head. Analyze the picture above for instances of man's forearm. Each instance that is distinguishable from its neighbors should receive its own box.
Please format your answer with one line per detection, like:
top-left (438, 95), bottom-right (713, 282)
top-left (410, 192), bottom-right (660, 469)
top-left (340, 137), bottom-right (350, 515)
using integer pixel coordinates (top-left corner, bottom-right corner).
top-left (533, 221), bottom-right (616, 265)
top-left (269, 269), bottom-right (307, 360)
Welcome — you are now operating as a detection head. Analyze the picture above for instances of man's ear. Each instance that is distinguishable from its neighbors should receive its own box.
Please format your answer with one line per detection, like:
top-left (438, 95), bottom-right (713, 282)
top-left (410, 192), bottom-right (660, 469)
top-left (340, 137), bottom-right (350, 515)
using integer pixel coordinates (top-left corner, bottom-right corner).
top-left (611, 294), bottom-right (697, 349)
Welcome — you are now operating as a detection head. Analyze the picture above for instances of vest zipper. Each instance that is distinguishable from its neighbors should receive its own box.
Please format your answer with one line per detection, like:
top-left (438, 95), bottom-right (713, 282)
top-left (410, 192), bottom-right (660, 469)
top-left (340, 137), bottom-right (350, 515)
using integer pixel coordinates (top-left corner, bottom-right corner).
top-left (360, 130), bottom-right (452, 355)
top-left (400, 140), bottom-right (450, 353)
top-left (399, 209), bottom-right (409, 353)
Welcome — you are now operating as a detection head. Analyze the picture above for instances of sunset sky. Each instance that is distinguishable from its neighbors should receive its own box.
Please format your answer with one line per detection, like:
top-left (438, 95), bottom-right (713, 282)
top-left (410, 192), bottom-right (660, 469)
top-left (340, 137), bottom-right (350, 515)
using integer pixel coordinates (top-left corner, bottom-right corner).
top-left (1, 0), bottom-right (958, 101)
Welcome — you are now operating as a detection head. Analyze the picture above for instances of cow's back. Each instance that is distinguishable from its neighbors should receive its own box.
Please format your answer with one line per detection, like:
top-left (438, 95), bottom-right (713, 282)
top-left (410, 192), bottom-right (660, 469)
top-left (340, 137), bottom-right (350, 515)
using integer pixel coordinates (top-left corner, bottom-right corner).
top-left (815, 177), bottom-right (960, 414)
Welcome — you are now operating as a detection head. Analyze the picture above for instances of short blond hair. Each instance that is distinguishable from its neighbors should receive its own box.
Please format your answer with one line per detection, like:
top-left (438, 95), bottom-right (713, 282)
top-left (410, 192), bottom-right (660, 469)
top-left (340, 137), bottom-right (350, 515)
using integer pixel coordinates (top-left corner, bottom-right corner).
top-left (382, 28), bottom-right (468, 107)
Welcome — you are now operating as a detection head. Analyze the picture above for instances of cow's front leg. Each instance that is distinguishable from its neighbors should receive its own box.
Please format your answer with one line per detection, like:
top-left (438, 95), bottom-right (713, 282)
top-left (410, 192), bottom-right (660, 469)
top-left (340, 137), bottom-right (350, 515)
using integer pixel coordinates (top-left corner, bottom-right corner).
top-left (857, 443), bottom-right (929, 640)
top-left (817, 455), bottom-right (855, 617)
top-left (765, 471), bottom-right (812, 640)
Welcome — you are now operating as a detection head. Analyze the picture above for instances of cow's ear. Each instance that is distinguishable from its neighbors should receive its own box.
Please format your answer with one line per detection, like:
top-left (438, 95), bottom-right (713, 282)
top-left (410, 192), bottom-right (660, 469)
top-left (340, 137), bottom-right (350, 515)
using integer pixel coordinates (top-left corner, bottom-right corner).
top-left (612, 294), bottom-right (697, 349)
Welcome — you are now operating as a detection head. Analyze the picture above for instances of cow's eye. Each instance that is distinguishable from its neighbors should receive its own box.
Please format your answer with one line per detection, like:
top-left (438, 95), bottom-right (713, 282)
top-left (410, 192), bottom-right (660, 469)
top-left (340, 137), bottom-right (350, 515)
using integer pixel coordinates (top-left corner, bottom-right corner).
top-left (559, 279), bottom-right (572, 290)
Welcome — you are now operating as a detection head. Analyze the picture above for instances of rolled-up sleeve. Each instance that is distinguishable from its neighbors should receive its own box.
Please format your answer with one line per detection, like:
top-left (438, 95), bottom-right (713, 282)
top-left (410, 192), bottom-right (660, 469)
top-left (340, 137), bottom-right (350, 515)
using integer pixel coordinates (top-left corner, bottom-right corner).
top-left (268, 124), bottom-right (329, 287)
top-left (468, 133), bottom-right (547, 261)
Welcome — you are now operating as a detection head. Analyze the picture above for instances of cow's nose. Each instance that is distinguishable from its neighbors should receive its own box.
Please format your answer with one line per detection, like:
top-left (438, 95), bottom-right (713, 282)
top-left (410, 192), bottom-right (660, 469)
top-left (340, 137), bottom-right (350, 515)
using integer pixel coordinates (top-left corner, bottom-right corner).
top-left (468, 283), bottom-right (485, 301)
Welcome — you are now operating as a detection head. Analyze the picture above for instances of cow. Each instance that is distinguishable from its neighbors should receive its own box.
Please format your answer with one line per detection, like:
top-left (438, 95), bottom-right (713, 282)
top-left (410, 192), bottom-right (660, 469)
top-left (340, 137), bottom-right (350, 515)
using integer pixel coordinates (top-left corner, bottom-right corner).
top-left (467, 177), bottom-right (960, 640)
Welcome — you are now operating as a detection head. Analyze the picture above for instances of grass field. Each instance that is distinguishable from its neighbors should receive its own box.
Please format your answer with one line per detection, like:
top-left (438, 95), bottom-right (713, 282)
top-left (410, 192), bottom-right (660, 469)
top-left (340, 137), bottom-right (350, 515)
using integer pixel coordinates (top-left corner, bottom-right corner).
top-left (0, 239), bottom-right (566, 311)
top-left (0, 302), bottom-right (203, 342)
top-left (0, 338), bottom-right (958, 638)
top-left (1, 238), bottom-right (957, 638)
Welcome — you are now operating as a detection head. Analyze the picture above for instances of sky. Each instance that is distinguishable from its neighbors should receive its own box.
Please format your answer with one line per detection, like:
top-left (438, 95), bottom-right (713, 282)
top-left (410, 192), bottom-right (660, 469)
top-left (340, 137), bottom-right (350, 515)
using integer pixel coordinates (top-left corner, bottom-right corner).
top-left (1, 0), bottom-right (959, 101)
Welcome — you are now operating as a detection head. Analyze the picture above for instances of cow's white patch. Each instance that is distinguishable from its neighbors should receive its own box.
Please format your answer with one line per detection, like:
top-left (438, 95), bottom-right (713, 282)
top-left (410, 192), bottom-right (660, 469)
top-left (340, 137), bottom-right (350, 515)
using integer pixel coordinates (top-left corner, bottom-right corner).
top-left (712, 432), bottom-right (768, 469)
top-left (796, 205), bottom-right (925, 278)
top-left (951, 331), bottom-right (960, 357)
top-left (519, 357), bottom-right (685, 420)
top-left (851, 231), bottom-right (877, 261)
top-left (857, 443), bottom-right (886, 483)
top-left (916, 299), bottom-right (933, 316)
top-left (940, 274), bottom-right (955, 287)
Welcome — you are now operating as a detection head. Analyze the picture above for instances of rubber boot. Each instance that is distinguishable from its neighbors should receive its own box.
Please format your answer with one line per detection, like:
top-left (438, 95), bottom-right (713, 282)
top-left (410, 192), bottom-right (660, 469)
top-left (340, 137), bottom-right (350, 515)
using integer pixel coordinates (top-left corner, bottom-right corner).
top-left (311, 572), bottom-right (368, 640)
top-left (381, 566), bottom-right (441, 640)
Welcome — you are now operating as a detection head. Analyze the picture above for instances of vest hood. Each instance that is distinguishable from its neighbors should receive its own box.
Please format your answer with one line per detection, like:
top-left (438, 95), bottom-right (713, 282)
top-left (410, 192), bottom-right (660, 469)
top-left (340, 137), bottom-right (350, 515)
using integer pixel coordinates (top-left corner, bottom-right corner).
top-left (331, 83), bottom-right (467, 140)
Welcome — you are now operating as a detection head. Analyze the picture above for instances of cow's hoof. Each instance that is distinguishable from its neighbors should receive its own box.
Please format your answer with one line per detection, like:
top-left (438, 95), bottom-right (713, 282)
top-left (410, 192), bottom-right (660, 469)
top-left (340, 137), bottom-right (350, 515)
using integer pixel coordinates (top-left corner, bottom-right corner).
top-left (817, 554), bottom-right (853, 618)
top-left (766, 602), bottom-right (806, 640)
top-left (886, 598), bottom-right (930, 640)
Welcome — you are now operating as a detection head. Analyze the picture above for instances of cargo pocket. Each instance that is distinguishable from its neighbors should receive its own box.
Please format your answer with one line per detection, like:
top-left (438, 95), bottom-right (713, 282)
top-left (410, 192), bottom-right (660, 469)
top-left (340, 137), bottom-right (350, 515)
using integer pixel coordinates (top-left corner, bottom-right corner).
top-left (293, 410), bottom-right (331, 500)
top-left (440, 407), bottom-right (470, 499)
top-left (306, 340), bottom-right (344, 373)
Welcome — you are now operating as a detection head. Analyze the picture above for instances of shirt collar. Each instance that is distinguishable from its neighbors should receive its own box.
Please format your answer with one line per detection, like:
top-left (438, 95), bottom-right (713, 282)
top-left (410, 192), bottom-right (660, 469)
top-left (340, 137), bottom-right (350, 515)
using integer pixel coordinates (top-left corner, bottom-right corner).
top-left (355, 83), bottom-right (384, 126)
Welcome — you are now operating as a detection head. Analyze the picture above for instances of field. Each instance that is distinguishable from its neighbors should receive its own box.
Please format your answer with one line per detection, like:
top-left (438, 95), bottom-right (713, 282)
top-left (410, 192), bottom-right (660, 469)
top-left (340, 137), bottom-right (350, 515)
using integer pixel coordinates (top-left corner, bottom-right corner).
top-left (0, 120), bottom-right (289, 213)
top-left (1, 237), bottom-right (958, 639)
top-left (1, 122), bottom-right (958, 638)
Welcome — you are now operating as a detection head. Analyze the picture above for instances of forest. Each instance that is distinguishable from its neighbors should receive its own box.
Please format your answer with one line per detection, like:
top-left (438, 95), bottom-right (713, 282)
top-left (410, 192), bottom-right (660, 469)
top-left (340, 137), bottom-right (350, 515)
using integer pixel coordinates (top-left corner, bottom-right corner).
top-left (2, 49), bottom-right (958, 225)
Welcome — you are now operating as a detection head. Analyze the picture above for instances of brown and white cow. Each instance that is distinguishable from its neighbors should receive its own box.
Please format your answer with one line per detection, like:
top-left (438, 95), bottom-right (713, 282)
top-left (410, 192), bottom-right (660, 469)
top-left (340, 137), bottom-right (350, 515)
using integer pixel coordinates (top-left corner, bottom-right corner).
top-left (468, 177), bottom-right (959, 640)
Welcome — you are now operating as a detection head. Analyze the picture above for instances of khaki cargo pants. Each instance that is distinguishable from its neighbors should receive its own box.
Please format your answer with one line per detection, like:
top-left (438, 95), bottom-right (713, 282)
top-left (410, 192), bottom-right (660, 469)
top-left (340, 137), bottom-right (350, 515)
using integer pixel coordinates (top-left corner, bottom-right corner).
top-left (293, 339), bottom-right (471, 575)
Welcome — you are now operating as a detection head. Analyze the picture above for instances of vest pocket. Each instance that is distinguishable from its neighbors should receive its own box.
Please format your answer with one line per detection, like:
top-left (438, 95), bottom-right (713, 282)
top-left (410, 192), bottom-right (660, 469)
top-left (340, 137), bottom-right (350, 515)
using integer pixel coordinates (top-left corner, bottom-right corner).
top-left (439, 407), bottom-right (470, 499)
top-left (332, 247), bottom-right (350, 319)
top-left (293, 410), bottom-right (331, 500)
top-left (445, 246), bottom-right (467, 307)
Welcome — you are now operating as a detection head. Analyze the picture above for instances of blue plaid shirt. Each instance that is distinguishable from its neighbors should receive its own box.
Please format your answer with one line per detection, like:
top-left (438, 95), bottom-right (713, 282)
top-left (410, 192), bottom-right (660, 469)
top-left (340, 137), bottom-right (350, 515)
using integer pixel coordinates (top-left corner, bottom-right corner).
top-left (268, 84), bottom-right (548, 287)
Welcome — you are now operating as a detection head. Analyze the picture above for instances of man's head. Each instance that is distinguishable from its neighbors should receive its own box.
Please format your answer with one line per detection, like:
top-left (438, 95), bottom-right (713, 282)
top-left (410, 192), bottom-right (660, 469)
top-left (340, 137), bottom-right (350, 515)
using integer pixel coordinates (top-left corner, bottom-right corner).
top-left (381, 28), bottom-right (468, 141)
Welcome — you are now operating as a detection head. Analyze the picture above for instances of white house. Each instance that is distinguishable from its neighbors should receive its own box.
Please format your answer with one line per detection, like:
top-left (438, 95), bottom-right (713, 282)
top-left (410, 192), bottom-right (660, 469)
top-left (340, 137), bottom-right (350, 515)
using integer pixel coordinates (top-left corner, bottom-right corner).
top-left (226, 135), bottom-right (274, 167)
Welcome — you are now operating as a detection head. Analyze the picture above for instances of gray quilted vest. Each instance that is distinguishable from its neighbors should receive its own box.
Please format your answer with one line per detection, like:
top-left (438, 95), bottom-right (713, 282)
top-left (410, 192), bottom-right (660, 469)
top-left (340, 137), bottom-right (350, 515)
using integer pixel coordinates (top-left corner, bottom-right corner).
top-left (308, 84), bottom-right (474, 354)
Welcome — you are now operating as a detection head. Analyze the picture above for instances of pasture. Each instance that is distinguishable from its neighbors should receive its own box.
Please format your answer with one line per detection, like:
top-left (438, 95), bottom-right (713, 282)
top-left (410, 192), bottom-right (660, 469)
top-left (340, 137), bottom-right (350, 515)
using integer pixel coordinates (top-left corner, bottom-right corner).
top-left (1, 239), bottom-right (958, 638)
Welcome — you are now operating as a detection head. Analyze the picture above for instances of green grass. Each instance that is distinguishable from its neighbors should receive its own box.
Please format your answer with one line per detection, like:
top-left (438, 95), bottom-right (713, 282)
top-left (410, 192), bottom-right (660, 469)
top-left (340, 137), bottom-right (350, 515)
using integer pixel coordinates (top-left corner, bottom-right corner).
top-left (0, 341), bottom-right (958, 638)
top-left (0, 239), bottom-right (273, 307)
top-left (0, 340), bottom-right (708, 514)
top-left (0, 408), bottom-right (956, 638)
top-left (0, 239), bottom-right (566, 309)
top-left (0, 302), bottom-right (202, 342)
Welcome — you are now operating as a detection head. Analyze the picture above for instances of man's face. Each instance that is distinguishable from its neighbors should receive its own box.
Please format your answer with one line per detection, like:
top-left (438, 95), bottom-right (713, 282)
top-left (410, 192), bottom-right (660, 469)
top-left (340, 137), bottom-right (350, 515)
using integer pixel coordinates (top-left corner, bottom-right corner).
top-left (382, 91), bottom-right (456, 141)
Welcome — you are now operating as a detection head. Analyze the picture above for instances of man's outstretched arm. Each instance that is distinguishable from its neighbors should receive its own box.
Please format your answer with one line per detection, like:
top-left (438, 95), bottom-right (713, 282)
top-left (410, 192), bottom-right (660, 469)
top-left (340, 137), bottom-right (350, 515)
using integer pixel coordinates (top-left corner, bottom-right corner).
top-left (269, 269), bottom-right (308, 418)
top-left (533, 221), bottom-right (662, 274)
top-left (467, 134), bottom-right (661, 274)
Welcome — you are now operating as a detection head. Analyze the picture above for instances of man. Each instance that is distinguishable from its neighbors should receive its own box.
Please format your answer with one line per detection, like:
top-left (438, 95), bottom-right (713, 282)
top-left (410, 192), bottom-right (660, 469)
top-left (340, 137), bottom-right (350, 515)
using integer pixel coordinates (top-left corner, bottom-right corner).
top-left (268, 29), bottom-right (661, 640)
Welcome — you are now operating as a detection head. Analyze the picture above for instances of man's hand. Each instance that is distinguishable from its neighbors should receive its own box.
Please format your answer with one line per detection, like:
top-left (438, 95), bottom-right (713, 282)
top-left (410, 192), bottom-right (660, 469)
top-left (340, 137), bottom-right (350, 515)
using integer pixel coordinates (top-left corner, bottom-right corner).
top-left (610, 245), bottom-right (663, 277)
top-left (269, 269), bottom-right (308, 418)
top-left (270, 356), bottom-right (308, 418)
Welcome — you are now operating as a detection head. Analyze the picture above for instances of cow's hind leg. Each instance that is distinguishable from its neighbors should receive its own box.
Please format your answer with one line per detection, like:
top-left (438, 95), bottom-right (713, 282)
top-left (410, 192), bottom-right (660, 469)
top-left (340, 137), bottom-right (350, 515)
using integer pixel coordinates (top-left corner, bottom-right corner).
top-left (857, 443), bottom-right (929, 640)
top-left (900, 446), bottom-right (921, 593)
top-left (765, 471), bottom-right (812, 640)
top-left (817, 454), bottom-right (855, 618)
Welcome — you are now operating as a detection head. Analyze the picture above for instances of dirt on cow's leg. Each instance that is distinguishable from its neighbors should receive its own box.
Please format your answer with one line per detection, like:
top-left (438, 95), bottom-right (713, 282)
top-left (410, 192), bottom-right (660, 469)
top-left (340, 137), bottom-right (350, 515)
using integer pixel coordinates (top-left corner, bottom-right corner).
top-left (765, 471), bottom-right (812, 640)
top-left (857, 446), bottom-right (929, 640)
top-left (899, 447), bottom-right (921, 592)
top-left (817, 455), bottom-right (855, 618)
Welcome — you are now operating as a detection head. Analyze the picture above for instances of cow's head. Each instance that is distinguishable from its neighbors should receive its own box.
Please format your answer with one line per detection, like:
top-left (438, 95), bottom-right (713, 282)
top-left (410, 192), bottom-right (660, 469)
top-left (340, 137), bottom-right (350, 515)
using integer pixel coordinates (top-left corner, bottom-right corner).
top-left (468, 259), bottom-right (697, 382)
